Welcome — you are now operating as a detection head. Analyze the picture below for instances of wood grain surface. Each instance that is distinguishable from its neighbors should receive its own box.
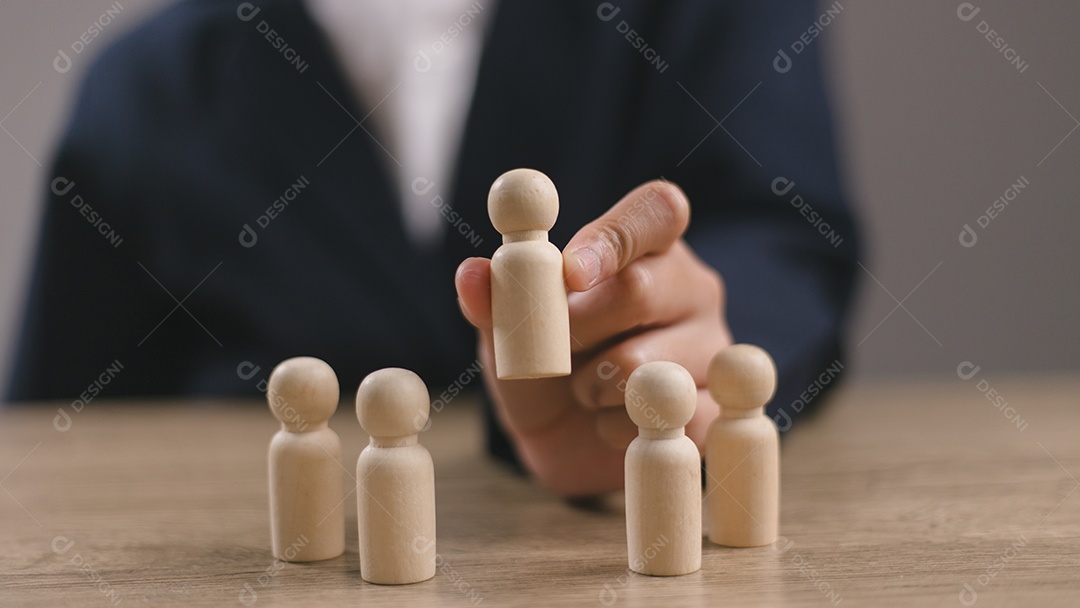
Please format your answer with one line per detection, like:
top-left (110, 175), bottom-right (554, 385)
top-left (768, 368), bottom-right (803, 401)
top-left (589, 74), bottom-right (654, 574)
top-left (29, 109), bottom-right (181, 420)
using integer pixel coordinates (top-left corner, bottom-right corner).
top-left (0, 375), bottom-right (1077, 606)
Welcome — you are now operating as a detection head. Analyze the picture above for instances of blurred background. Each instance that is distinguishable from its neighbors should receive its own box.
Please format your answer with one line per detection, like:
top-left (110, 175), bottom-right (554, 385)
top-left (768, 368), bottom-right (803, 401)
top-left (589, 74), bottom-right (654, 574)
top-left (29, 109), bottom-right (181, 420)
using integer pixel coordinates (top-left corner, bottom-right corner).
top-left (1, 0), bottom-right (1077, 388)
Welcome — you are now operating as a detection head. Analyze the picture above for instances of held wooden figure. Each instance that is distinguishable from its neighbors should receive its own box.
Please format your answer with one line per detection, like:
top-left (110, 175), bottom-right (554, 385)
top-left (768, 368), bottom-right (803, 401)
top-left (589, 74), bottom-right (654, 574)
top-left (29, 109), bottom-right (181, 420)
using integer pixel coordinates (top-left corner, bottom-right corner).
top-left (488, 168), bottom-right (571, 380)
top-left (705, 344), bottom-right (780, 547)
top-left (355, 368), bottom-right (436, 585)
top-left (267, 357), bottom-right (346, 562)
top-left (624, 361), bottom-right (702, 576)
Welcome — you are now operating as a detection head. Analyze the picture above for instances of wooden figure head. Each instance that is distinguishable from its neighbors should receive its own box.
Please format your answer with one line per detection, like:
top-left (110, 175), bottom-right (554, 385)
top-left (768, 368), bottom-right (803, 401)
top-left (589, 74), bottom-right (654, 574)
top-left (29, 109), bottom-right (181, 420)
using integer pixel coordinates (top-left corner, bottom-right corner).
top-left (625, 361), bottom-right (697, 431)
top-left (707, 344), bottom-right (777, 413)
top-left (487, 168), bottom-right (559, 235)
top-left (355, 367), bottom-right (430, 439)
top-left (267, 356), bottom-right (339, 432)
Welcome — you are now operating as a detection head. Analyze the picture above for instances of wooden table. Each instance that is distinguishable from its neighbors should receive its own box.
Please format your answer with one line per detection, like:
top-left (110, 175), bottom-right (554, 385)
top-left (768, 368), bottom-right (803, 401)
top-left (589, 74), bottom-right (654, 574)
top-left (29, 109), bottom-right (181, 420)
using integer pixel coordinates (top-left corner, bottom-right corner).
top-left (1, 376), bottom-right (1078, 606)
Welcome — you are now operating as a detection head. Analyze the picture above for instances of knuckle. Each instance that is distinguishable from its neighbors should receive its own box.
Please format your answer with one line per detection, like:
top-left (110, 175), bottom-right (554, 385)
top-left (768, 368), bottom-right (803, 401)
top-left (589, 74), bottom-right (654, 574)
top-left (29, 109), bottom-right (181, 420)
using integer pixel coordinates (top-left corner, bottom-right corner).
top-left (680, 241), bottom-right (725, 310)
top-left (586, 181), bottom-right (691, 278)
top-left (605, 344), bottom-right (650, 382)
top-left (646, 181), bottom-right (691, 234)
top-left (620, 262), bottom-right (654, 299)
top-left (618, 263), bottom-right (655, 317)
top-left (704, 265), bottom-right (725, 309)
top-left (596, 222), bottom-right (637, 269)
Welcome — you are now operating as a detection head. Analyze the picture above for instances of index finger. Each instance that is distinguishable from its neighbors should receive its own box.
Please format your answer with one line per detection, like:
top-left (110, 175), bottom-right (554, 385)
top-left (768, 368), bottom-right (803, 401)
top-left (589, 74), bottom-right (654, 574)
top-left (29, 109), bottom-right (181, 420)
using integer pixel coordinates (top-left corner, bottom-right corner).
top-left (563, 180), bottom-right (690, 291)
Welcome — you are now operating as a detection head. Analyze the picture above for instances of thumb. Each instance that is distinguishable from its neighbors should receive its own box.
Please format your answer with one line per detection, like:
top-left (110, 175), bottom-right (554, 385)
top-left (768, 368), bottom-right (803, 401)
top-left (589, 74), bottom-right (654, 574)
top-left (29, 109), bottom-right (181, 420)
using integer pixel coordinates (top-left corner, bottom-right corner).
top-left (563, 180), bottom-right (690, 291)
top-left (455, 257), bottom-right (493, 330)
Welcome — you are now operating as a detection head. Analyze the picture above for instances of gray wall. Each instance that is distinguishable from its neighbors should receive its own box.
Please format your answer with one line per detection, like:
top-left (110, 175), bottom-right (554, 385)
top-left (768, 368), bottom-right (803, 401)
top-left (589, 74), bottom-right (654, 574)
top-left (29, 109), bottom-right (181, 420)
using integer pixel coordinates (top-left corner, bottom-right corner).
top-left (1, 0), bottom-right (1077, 389)
top-left (828, 1), bottom-right (1080, 377)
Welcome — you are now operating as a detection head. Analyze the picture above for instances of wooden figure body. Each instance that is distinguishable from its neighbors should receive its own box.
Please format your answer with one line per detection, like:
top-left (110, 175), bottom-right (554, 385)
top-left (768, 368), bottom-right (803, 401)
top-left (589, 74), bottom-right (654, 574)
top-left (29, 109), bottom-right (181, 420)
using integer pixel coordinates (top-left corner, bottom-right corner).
top-left (705, 344), bottom-right (780, 548)
top-left (267, 357), bottom-right (345, 562)
top-left (355, 368), bottom-right (436, 585)
top-left (624, 361), bottom-right (701, 576)
top-left (488, 168), bottom-right (571, 380)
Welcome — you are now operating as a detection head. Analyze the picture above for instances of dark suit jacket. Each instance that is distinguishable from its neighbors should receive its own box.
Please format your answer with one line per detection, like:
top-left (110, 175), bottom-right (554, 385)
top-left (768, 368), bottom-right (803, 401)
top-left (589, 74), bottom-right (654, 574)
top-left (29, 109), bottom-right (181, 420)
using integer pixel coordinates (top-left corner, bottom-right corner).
top-left (7, 0), bottom-right (859, 458)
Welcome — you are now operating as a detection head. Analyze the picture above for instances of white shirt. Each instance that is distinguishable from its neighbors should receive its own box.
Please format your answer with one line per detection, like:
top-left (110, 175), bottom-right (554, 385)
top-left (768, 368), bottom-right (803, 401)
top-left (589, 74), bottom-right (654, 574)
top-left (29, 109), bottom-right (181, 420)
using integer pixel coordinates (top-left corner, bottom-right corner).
top-left (305, 0), bottom-right (494, 246)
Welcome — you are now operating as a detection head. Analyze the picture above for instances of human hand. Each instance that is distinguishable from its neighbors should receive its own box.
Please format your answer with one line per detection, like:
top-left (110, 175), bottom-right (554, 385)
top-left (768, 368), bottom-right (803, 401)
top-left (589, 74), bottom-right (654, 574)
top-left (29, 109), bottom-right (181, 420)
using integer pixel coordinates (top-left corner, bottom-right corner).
top-left (455, 180), bottom-right (731, 496)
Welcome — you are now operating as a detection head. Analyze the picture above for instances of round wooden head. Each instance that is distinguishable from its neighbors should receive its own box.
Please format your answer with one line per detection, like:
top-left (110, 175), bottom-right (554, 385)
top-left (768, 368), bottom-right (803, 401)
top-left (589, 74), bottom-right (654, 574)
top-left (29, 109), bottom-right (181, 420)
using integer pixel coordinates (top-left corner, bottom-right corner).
top-left (624, 361), bottom-right (697, 431)
top-left (487, 168), bottom-right (559, 235)
top-left (355, 368), bottom-right (430, 438)
top-left (267, 357), bottom-right (339, 430)
top-left (707, 344), bottom-right (777, 412)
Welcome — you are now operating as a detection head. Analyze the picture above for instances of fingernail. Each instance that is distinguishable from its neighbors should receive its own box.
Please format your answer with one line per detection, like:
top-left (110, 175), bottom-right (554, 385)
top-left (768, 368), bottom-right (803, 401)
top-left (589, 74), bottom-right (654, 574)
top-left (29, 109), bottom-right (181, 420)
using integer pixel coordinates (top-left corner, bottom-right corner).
top-left (568, 247), bottom-right (601, 288)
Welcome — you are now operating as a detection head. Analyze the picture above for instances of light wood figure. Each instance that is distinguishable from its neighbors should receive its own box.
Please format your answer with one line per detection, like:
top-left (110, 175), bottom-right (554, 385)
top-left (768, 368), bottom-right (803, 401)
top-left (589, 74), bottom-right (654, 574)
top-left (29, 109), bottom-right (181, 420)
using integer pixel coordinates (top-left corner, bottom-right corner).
top-left (624, 361), bottom-right (702, 576)
top-left (267, 357), bottom-right (345, 562)
top-left (705, 344), bottom-right (780, 547)
top-left (355, 368), bottom-right (436, 585)
top-left (488, 168), bottom-right (571, 380)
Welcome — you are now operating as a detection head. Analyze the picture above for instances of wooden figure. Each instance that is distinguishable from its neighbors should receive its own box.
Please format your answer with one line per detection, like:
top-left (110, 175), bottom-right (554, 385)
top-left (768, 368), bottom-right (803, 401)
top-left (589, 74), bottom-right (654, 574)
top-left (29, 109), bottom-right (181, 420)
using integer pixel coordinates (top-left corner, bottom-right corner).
top-left (355, 368), bottom-right (436, 585)
top-left (705, 344), bottom-right (780, 547)
top-left (624, 361), bottom-right (702, 576)
top-left (267, 356), bottom-right (345, 562)
top-left (488, 168), bottom-right (571, 380)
